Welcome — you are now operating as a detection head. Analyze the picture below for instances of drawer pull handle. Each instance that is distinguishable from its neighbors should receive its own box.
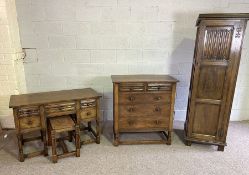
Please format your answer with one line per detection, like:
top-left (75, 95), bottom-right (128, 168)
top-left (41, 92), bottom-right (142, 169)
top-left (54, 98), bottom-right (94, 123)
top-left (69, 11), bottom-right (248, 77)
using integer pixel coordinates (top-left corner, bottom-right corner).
top-left (86, 112), bottom-right (91, 116)
top-left (128, 107), bottom-right (134, 112)
top-left (154, 96), bottom-right (161, 101)
top-left (27, 120), bottom-right (33, 125)
top-left (155, 107), bottom-right (161, 112)
top-left (129, 96), bottom-right (135, 101)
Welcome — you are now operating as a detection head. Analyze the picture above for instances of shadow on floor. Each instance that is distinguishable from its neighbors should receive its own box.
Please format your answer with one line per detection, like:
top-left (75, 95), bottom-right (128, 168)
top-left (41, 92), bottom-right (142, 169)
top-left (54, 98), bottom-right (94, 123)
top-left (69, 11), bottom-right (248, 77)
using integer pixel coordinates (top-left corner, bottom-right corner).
top-left (173, 128), bottom-right (186, 144)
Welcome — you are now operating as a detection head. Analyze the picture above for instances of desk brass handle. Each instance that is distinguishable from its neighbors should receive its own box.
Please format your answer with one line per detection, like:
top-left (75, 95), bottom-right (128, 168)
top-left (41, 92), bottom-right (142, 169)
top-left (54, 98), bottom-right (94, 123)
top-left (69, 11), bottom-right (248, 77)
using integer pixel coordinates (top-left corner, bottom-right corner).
top-left (86, 112), bottom-right (91, 116)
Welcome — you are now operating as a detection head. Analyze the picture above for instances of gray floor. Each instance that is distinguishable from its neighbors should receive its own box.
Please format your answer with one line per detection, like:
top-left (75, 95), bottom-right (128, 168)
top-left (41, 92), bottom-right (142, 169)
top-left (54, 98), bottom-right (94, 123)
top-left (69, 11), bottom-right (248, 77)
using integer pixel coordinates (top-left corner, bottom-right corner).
top-left (0, 121), bottom-right (249, 175)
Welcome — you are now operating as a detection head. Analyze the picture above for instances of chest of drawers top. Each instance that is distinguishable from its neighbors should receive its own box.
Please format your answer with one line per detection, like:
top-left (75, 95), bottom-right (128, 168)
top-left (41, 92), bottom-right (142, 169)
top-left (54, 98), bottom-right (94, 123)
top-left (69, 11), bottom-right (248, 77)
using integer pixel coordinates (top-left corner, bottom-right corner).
top-left (111, 75), bottom-right (178, 93)
top-left (111, 75), bottom-right (178, 83)
top-left (9, 88), bottom-right (101, 108)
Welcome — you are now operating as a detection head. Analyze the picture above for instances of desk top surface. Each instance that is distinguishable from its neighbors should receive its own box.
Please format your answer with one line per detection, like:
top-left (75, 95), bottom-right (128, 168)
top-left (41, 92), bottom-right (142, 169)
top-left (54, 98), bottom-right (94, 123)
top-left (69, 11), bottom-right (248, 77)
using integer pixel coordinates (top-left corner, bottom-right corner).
top-left (111, 74), bottom-right (178, 83)
top-left (9, 88), bottom-right (101, 108)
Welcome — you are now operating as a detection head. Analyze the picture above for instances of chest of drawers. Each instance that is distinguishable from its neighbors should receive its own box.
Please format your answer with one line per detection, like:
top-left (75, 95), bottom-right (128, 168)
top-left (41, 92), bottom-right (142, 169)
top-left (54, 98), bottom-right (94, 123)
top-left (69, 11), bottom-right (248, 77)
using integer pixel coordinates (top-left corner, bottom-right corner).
top-left (111, 75), bottom-right (178, 146)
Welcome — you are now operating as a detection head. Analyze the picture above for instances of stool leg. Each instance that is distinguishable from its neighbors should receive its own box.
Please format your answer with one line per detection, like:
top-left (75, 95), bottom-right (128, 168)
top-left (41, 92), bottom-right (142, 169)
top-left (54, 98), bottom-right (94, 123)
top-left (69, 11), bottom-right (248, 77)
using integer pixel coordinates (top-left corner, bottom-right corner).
top-left (87, 121), bottom-right (91, 132)
top-left (68, 131), bottom-right (73, 142)
top-left (17, 134), bottom-right (24, 162)
top-left (51, 130), bottom-right (57, 163)
top-left (41, 130), bottom-right (48, 156)
top-left (96, 119), bottom-right (100, 144)
top-left (47, 123), bottom-right (52, 146)
top-left (75, 125), bottom-right (80, 157)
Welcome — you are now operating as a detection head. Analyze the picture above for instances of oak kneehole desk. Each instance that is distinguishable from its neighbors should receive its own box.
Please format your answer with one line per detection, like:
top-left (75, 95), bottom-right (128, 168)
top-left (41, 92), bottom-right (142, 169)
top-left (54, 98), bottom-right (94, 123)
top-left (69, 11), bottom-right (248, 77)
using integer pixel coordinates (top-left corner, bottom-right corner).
top-left (9, 88), bottom-right (101, 162)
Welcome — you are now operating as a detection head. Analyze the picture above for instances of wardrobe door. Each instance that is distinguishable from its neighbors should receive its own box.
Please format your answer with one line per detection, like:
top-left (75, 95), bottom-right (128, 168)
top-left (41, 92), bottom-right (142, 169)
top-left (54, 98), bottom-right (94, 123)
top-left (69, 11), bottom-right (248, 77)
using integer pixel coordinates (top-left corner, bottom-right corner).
top-left (187, 19), bottom-right (246, 143)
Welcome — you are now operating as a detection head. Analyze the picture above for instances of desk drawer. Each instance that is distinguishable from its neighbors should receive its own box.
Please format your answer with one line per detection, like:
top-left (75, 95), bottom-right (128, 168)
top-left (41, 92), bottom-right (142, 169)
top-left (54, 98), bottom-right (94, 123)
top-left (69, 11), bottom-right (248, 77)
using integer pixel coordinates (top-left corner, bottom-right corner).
top-left (119, 93), bottom-right (171, 104)
top-left (119, 104), bottom-right (171, 117)
top-left (119, 117), bottom-right (169, 130)
top-left (80, 107), bottom-right (96, 121)
top-left (19, 116), bottom-right (41, 129)
top-left (18, 106), bottom-right (41, 130)
top-left (45, 101), bottom-right (76, 117)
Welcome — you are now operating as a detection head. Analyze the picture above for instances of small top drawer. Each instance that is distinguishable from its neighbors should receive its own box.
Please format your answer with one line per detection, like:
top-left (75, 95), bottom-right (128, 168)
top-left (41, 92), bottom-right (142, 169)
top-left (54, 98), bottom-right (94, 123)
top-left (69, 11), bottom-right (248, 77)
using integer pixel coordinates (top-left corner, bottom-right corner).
top-left (119, 83), bottom-right (145, 92)
top-left (45, 101), bottom-right (76, 117)
top-left (147, 83), bottom-right (172, 91)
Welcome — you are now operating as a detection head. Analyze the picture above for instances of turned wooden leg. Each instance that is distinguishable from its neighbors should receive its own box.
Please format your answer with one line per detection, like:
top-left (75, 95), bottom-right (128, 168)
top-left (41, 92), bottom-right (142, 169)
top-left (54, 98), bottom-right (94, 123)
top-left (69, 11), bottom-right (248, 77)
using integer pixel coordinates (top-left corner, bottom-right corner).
top-left (51, 130), bottom-right (57, 163)
top-left (113, 133), bottom-right (119, 146)
top-left (75, 125), bottom-right (80, 157)
top-left (20, 134), bottom-right (24, 145)
top-left (17, 134), bottom-right (24, 162)
top-left (41, 130), bottom-right (48, 156)
top-left (186, 140), bottom-right (192, 146)
top-left (218, 145), bottom-right (225, 152)
top-left (96, 119), bottom-right (100, 144)
top-left (166, 131), bottom-right (172, 145)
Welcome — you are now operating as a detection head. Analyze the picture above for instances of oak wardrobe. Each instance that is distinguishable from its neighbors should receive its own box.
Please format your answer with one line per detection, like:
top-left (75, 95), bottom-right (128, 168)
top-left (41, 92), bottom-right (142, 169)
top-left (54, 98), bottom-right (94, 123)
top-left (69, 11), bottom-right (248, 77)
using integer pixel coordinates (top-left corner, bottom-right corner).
top-left (185, 13), bottom-right (249, 151)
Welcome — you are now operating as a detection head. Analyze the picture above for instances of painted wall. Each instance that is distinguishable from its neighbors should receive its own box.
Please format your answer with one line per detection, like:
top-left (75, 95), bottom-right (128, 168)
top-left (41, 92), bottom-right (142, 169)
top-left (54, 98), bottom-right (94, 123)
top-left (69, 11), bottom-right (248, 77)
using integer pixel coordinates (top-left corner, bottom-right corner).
top-left (13, 0), bottom-right (249, 123)
top-left (0, 0), bottom-right (26, 128)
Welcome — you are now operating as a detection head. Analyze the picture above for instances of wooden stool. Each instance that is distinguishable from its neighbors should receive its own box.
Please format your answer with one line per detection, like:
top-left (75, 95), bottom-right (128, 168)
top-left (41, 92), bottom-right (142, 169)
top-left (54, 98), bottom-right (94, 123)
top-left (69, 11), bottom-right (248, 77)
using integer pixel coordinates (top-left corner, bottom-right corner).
top-left (48, 115), bottom-right (80, 163)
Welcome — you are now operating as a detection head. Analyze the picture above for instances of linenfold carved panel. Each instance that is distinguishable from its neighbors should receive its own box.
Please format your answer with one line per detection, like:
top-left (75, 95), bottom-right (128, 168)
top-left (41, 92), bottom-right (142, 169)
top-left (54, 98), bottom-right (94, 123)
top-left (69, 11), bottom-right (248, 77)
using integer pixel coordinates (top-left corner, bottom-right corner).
top-left (203, 27), bottom-right (234, 60)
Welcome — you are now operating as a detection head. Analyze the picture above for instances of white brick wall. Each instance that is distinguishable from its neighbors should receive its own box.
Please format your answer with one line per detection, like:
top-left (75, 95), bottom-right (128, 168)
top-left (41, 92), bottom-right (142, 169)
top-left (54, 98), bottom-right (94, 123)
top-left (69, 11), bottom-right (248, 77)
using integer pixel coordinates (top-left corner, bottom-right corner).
top-left (14, 0), bottom-right (249, 122)
top-left (0, 0), bottom-right (26, 128)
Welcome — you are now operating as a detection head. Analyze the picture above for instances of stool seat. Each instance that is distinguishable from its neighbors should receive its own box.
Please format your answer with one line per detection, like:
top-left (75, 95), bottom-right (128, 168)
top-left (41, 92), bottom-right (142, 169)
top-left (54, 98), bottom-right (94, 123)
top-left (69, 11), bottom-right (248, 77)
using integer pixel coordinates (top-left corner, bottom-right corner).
top-left (49, 116), bottom-right (75, 131)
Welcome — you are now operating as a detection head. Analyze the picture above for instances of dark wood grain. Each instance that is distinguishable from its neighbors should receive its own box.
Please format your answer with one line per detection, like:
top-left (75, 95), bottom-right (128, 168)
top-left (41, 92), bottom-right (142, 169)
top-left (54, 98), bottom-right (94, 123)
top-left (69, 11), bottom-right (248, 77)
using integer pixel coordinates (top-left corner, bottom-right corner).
top-left (185, 13), bottom-right (249, 151)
